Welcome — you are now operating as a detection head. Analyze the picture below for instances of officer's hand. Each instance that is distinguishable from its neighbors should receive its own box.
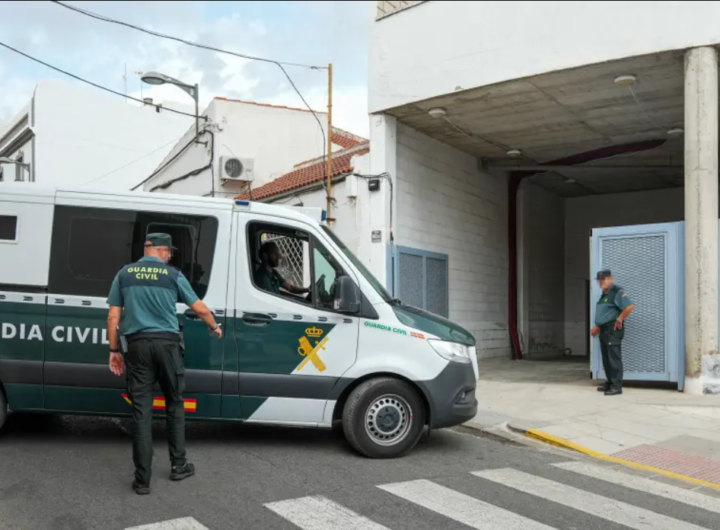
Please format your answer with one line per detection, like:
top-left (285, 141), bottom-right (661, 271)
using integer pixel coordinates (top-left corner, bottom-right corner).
top-left (614, 319), bottom-right (623, 330)
top-left (210, 325), bottom-right (223, 339)
top-left (109, 353), bottom-right (125, 376)
top-left (590, 326), bottom-right (600, 337)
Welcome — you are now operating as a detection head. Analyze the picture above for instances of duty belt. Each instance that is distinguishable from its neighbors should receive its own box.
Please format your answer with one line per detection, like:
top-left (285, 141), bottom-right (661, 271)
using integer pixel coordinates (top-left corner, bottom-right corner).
top-left (126, 332), bottom-right (182, 343)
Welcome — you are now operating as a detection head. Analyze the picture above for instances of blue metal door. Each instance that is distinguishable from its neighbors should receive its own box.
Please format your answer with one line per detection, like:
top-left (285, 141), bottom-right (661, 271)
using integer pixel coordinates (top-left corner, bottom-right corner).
top-left (590, 222), bottom-right (682, 385)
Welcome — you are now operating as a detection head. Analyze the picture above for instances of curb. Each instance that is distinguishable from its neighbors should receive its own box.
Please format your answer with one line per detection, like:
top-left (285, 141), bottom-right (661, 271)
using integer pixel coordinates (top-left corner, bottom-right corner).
top-left (516, 426), bottom-right (720, 491)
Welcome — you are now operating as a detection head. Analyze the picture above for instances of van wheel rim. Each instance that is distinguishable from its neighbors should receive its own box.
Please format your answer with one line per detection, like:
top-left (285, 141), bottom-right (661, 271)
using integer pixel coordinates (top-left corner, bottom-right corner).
top-left (365, 394), bottom-right (412, 446)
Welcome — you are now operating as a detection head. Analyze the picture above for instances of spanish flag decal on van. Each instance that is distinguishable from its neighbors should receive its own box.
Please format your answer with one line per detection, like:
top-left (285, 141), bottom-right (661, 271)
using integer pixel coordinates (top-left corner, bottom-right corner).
top-left (121, 393), bottom-right (197, 412)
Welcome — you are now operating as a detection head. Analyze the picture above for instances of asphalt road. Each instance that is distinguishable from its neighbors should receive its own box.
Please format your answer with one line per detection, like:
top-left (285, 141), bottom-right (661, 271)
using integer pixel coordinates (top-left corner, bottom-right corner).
top-left (0, 413), bottom-right (718, 530)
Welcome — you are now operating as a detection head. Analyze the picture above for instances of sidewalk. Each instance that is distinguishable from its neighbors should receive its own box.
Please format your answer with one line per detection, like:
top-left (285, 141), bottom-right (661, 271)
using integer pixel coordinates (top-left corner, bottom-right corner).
top-left (468, 357), bottom-right (720, 487)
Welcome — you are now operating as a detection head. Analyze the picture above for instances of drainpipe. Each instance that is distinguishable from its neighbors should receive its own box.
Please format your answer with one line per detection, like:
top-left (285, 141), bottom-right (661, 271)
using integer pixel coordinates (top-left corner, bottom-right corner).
top-left (507, 139), bottom-right (668, 360)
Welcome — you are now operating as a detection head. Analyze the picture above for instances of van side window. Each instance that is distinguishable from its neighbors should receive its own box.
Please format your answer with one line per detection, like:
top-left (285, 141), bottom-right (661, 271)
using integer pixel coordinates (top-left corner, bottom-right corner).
top-left (247, 221), bottom-right (352, 313)
top-left (248, 222), bottom-right (311, 302)
top-left (312, 238), bottom-right (349, 312)
top-left (49, 206), bottom-right (218, 299)
top-left (0, 215), bottom-right (18, 241)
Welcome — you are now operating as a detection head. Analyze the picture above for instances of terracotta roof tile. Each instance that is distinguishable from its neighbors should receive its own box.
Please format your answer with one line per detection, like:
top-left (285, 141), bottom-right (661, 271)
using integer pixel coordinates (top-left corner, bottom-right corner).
top-left (238, 142), bottom-right (369, 201)
top-left (331, 127), bottom-right (366, 149)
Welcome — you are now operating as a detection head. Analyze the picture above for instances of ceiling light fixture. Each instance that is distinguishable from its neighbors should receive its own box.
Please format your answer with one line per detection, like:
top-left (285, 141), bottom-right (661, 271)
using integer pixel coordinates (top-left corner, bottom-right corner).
top-left (428, 108), bottom-right (447, 119)
top-left (506, 149), bottom-right (522, 158)
top-left (614, 74), bottom-right (637, 86)
top-left (667, 128), bottom-right (684, 136)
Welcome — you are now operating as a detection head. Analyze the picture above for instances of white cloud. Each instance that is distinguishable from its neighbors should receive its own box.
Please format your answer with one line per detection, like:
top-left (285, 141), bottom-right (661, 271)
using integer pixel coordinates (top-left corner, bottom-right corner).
top-left (0, 1), bottom-right (369, 129)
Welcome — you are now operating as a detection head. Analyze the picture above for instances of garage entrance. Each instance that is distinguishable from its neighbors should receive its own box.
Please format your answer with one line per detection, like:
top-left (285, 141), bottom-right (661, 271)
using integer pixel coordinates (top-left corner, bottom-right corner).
top-left (384, 49), bottom-right (696, 383)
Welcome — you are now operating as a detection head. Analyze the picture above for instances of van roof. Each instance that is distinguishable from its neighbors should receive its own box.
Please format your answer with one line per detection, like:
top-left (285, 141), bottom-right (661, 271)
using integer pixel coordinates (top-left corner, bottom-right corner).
top-left (0, 182), bottom-right (324, 225)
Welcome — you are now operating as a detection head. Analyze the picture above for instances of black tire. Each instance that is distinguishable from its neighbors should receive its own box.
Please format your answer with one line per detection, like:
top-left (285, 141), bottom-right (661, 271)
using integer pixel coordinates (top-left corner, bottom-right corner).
top-left (0, 388), bottom-right (7, 432)
top-left (342, 377), bottom-right (425, 458)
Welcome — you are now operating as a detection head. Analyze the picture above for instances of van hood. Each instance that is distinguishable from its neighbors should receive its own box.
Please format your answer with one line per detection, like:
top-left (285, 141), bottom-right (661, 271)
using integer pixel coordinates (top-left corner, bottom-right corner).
top-left (392, 304), bottom-right (476, 346)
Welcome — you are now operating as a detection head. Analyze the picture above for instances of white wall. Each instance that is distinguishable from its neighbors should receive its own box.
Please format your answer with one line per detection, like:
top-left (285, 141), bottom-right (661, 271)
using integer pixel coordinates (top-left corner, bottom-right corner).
top-left (0, 102), bottom-right (33, 183)
top-left (28, 80), bottom-right (191, 190)
top-left (145, 99), bottom-right (334, 198)
top-left (563, 187), bottom-right (684, 355)
top-left (369, 0), bottom-right (720, 112)
top-left (395, 123), bottom-right (509, 358)
top-left (268, 178), bottom-right (361, 258)
top-left (520, 181), bottom-right (565, 356)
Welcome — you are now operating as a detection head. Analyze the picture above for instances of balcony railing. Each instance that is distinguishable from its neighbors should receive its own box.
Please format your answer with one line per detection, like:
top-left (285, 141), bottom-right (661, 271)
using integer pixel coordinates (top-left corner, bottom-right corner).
top-left (376, 1), bottom-right (426, 20)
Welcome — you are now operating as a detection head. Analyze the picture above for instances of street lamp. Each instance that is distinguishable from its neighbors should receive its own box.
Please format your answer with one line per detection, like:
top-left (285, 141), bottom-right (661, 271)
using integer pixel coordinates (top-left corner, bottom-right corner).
top-left (140, 71), bottom-right (200, 140)
top-left (0, 157), bottom-right (31, 182)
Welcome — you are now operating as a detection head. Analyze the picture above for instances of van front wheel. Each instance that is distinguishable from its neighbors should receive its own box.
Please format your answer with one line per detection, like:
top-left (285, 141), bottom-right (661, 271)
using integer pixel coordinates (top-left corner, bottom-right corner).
top-left (342, 377), bottom-right (425, 458)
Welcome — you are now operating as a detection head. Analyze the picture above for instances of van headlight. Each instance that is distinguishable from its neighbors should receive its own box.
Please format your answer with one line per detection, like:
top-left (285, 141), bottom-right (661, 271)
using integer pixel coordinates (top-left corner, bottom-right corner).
top-left (428, 340), bottom-right (472, 364)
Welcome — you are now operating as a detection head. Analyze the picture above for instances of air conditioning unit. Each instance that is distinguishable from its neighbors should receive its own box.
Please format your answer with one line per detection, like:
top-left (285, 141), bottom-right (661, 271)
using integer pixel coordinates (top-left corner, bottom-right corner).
top-left (219, 156), bottom-right (254, 182)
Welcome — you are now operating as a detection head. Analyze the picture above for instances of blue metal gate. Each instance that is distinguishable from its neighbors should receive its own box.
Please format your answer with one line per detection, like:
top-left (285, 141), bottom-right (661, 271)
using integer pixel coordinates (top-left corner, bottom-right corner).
top-left (590, 222), bottom-right (684, 387)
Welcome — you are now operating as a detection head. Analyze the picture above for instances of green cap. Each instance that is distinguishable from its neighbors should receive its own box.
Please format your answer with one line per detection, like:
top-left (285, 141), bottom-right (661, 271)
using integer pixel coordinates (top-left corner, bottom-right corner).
top-left (596, 269), bottom-right (612, 280)
top-left (145, 233), bottom-right (176, 249)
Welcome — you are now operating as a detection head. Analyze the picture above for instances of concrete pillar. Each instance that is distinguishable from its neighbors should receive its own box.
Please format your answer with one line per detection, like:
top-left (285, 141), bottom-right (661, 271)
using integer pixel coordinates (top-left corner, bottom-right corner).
top-left (363, 113), bottom-right (397, 289)
top-left (684, 46), bottom-right (719, 395)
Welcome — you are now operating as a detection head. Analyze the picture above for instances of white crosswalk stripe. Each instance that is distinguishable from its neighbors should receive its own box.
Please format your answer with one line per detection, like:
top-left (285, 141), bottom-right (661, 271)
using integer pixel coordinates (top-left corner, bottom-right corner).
top-left (125, 517), bottom-right (210, 530)
top-left (553, 461), bottom-right (720, 514)
top-left (473, 468), bottom-right (709, 530)
top-left (377, 478), bottom-right (557, 530)
top-left (265, 495), bottom-right (392, 530)
top-left (263, 463), bottom-right (718, 530)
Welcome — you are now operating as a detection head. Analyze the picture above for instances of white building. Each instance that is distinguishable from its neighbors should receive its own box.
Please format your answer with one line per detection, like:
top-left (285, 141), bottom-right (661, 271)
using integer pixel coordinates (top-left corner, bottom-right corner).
top-left (366, 0), bottom-right (720, 394)
top-left (0, 79), bottom-right (190, 190)
top-left (143, 97), bottom-right (365, 199)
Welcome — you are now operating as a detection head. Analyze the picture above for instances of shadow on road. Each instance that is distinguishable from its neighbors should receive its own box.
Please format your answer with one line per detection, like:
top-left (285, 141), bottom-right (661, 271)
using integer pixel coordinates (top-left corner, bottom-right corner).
top-left (0, 412), bottom-right (471, 458)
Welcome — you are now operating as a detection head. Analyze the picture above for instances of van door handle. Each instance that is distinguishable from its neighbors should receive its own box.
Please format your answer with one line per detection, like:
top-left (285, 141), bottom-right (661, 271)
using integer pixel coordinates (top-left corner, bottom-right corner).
top-left (184, 309), bottom-right (215, 320)
top-left (242, 313), bottom-right (273, 326)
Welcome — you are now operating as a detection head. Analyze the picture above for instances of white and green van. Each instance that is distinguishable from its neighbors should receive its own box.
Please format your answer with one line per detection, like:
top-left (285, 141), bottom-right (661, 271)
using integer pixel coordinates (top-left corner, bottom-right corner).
top-left (0, 184), bottom-right (478, 458)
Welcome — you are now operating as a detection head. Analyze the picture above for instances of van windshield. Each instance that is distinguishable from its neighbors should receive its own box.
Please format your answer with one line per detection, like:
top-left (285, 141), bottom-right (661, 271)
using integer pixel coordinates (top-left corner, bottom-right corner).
top-left (321, 225), bottom-right (393, 303)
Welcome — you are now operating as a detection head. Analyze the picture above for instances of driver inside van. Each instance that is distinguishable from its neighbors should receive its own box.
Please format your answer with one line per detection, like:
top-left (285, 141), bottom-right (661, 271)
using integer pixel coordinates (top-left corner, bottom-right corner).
top-left (254, 241), bottom-right (310, 297)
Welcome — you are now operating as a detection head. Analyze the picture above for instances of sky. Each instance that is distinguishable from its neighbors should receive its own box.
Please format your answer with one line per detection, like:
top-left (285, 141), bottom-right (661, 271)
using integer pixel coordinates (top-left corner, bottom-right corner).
top-left (0, 1), bottom-right (371, 137)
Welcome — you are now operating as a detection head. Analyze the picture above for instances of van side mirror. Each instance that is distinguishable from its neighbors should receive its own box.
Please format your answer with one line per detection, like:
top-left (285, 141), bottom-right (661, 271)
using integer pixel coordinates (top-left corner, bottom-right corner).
top-left (333, 275), bottom-right (361, 314)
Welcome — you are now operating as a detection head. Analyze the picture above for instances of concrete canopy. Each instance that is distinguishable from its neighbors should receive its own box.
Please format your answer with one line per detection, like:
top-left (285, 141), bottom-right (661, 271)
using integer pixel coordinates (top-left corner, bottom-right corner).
top-left (385, 50), bottom-right (687, 197)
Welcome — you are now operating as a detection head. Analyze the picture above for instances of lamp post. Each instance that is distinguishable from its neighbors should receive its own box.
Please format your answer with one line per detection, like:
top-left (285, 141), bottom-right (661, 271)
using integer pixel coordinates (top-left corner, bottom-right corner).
top-left (0, 157), bottom-right (31, 181)
top-left (141, 71), bottom-right (200, 140)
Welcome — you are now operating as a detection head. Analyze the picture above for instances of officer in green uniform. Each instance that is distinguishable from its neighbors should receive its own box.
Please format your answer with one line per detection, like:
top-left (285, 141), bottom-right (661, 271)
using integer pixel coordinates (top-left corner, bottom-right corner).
top-left (106, 233), bottom-right (222, 495)
top-left (254, 240), bottom-right (309, 296)
top-left (591, 270), bottom-right (635, 396)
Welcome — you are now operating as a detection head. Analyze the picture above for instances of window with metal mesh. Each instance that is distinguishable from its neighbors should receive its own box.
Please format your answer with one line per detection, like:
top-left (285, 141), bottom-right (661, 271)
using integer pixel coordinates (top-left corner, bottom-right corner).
top-left (261, 232), bottom-right (305, 287)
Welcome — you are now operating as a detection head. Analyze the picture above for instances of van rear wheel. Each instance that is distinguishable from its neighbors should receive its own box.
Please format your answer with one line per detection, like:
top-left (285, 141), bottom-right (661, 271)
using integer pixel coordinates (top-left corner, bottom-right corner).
top-left (342, 377), bottom-right (425, 458)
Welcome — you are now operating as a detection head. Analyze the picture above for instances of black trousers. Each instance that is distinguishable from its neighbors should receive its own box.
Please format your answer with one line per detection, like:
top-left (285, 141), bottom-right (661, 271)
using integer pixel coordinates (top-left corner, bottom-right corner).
top-left (599, 323), bottom-right (624, 389)
top-left (125, 334), bottom-right (186, 485)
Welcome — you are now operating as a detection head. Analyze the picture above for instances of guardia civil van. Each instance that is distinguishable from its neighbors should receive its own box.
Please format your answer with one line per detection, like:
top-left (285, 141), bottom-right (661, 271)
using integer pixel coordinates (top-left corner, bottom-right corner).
top-left (0, 183), bottom-right (478, 458)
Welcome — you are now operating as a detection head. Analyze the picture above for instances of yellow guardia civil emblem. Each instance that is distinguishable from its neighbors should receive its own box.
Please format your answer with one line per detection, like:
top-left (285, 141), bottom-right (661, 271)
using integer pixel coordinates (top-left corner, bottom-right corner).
top-left (297, 326), bottom-right (328, 372)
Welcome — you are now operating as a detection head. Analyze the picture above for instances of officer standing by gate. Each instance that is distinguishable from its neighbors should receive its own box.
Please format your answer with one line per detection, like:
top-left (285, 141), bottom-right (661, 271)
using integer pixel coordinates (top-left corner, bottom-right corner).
top-left (106, 233), bottom-right (222, 495)
top-left (591, 270), bottom-right (635, 396)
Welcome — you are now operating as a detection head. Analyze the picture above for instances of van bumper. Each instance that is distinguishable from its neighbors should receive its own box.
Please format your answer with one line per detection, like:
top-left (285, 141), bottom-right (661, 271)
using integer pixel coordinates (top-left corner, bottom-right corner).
top-left (417, 362), bottom-right (478, 429)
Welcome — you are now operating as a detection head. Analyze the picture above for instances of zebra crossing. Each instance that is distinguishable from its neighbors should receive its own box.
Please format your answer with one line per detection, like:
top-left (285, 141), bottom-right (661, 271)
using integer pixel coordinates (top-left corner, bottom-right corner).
top-left (264, 461), bottom-right (720, 530)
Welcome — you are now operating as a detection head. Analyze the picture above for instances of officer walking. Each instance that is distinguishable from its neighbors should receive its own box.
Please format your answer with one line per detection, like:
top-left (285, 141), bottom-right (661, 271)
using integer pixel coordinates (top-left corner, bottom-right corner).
top-left (591, 270), bottom-right (635, 396)
top-left (106, 233), bottom-right (222, 495)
